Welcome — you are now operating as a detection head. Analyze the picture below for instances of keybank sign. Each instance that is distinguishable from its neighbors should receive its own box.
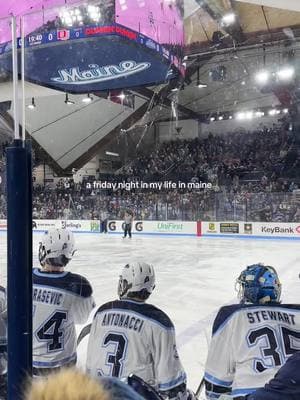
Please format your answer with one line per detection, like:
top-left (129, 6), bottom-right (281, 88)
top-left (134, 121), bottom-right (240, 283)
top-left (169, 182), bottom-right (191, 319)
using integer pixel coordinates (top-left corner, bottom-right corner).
top-left (261, 225), bottom-right (300, 235)
top-left (51, 60), bottom-right (151, 85)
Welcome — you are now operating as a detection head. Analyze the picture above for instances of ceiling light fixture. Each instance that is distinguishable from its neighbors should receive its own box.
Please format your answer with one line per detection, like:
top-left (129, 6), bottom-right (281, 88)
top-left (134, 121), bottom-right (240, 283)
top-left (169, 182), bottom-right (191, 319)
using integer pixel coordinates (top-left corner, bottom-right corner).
top-left (196, 67), bottom-right (207, 88)
top-left (27, 97), bottom-right (36, 110)
top-left (65, 93), bottom-right (75, 105)
top-left (255, 111), bottom-right (264, 117)
top-left (222, 12), bottom-right (236, 26)
top-left (255, 70), bottom-right (270, 84)
top-left (268, 109), bottom-right (277, 116)
top-left (105, 151), bottom-right (119, 157)
top-left (276, 67), bottom-right (295, 81)
top-left (245, 111), bottom-right (253, 119)
top-left (236, 112), bottom-right (245, 120)
top-left (118, 92), bottom-right (126, 100)
top-left (82, 93), bottom-right (93, 103)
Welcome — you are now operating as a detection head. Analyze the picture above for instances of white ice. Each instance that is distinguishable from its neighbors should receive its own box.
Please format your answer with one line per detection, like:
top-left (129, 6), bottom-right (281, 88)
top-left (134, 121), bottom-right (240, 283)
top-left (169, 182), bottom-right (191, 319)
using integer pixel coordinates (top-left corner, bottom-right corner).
top-left (0, 233), bottom-right (299, 394)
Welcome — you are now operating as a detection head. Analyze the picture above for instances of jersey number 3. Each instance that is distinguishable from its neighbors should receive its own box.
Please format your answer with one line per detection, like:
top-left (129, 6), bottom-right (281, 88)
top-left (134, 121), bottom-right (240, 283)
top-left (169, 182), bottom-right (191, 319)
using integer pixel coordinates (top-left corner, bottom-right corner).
top-left (36, 311), bottom-right (67, 352)
top-left (247, 326), bottom-right (300, 372)
top-left (101, 332), bottom-right (128, 377)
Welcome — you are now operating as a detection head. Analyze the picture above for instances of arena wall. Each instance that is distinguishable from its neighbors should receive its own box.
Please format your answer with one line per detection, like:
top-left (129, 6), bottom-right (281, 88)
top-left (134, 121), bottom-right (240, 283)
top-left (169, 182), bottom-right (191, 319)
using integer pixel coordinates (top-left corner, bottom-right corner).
top-left (201, 221), bottom-right (300, 240)
top-left (0, 219), bottom-right (299, 239)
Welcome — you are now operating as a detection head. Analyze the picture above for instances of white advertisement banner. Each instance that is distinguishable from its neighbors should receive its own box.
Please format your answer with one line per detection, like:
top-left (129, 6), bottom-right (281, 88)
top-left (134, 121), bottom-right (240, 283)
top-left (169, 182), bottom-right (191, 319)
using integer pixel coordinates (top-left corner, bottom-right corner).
top-left (0, 219), bottom-right (195, 235)
top-left (59, 220), bottom-right (101, 232)
top-left (145, 221), bottom-right (196, 235)
top-left (3, 219), bottom-right (299, 238)
top-left (201, 221), bottom-right (300, 238)
top-left (253, 222), bottom-right (300, 237)
top-left (32, 219), bottom-right (101, 233)
top-left (108, 220), bottom-right (197, 235)
top-left (201, 221), bottom-right (245, 235)
top-left (32, 219), bottom-right (57, 231)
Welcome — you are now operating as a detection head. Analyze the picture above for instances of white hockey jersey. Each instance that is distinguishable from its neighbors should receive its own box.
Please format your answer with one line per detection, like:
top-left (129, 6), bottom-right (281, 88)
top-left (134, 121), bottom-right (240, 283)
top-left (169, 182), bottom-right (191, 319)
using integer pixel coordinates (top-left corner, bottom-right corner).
top-left (32, 268), bottom-right (94, 369)
top-left (205, 303), bottom-right (300, 398)
top-left (86, 299), bottom-right (186, 394)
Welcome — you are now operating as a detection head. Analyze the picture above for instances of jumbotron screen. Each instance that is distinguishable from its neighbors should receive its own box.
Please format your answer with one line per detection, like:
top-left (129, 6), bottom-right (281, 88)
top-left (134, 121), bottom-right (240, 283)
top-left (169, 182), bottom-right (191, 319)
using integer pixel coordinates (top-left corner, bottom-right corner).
top-left (116, 0), bottom-right (184, 46)
top-left (0, 0), bottom-right (184, 91)
top-left (0, 0), bottom-right (79, 19)
top-left (0, 0), bottom-right (184, 45)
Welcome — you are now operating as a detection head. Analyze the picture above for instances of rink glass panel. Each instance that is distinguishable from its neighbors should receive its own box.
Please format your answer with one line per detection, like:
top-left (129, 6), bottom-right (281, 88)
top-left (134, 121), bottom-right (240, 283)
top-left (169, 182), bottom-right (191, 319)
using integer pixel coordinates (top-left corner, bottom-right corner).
top-left (20, 1), bottom-right (300, 394)
top-left (0, 16), bottom-right (13, 288)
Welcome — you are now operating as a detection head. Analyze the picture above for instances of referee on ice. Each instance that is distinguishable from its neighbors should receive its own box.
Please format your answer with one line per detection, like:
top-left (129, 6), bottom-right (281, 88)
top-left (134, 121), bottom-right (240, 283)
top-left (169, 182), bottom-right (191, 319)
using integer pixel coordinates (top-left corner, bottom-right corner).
top-left (123, 209), bottom-right (133, 238)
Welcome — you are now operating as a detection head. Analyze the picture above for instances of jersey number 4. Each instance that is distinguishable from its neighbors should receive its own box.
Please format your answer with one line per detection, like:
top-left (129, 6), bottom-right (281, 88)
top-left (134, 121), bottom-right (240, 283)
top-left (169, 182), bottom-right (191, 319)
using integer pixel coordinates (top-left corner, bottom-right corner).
top-left (36, 311), bottom-right (67, 352)
top-left (247, 326), bottom-right (300, 372)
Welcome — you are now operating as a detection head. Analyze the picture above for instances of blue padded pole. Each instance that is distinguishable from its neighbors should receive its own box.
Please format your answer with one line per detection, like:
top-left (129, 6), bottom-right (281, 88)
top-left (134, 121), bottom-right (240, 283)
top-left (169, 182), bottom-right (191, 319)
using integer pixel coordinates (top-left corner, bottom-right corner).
top-left (25, 140), bottom-right (33, 375)
top-left (7, 139), bottom-right (32, 400)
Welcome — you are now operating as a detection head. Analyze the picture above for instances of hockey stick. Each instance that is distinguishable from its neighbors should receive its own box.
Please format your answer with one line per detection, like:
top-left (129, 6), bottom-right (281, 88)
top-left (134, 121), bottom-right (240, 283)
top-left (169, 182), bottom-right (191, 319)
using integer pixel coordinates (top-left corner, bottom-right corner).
top-left (195, 377), bottom-right (205, 398)
top-left (77, 323), bottom-right (92, 346)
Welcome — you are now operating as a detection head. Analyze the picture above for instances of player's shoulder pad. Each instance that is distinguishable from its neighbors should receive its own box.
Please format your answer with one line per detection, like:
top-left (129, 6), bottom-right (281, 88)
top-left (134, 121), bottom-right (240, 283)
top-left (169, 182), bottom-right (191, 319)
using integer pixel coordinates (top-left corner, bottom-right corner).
top-left (275, 303), bottom-right (300, 311)
top-left (213, 304), bottom-right (246, 335)
top-left (33, 269), bottom-right (93, 298)
top-left (95, 300), bottom-right (174, 329)
top-left (67, 272), bottom-right (93, 298)
top-left (212, 303), bottom-right (300, 335)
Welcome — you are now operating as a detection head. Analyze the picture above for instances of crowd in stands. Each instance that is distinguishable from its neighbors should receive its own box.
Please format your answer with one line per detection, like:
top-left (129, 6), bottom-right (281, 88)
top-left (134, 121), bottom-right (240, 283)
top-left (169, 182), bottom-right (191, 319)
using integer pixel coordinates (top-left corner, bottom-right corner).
top-left (122, 124), bottom-right (299, 185)
top-left (0, 123), bottom-right (299, 222)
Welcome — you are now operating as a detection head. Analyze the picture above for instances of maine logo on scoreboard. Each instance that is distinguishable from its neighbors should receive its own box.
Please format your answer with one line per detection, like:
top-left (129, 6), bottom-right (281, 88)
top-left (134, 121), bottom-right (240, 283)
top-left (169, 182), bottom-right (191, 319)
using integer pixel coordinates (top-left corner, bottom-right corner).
top-left (51, 60), bottom-right (151, 85)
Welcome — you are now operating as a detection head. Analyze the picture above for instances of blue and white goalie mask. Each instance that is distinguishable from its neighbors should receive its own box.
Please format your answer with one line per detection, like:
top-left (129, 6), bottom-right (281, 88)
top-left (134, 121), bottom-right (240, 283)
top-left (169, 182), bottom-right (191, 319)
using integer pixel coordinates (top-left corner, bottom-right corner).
top-left (236, 263), bottom-right (281, 304)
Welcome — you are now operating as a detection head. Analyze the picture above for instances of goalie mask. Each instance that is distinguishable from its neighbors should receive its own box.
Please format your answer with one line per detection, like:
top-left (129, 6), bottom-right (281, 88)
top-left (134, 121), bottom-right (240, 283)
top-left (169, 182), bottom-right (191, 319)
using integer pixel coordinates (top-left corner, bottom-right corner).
top-left (236, 263), bottom-right (281, 304)
top-left (118, 262), bottom-right (155, 300)
top-left (39, 229), bottom-right (75, 267)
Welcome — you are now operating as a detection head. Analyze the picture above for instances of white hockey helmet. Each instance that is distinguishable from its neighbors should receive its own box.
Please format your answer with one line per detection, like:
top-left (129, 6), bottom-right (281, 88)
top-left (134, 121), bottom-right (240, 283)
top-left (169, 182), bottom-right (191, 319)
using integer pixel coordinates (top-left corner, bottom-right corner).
top-left (39, 229), bottom-right (75, 267)
top-left (118, 262), bottom-right (155, 300)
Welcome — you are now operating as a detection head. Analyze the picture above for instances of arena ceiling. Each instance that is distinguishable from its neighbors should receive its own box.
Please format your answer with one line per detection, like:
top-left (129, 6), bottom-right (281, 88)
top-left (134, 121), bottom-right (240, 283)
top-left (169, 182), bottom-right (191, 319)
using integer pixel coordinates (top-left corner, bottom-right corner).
top-left (0, 0), bottom-right (299, 175)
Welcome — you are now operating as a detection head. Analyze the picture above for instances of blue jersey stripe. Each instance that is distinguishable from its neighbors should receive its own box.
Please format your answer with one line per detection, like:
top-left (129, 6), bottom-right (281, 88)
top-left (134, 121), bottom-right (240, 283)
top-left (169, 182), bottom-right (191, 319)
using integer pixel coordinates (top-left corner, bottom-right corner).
top-left (204, 372), bottom-right (233, 387)
top-left (33, 353), bottom-right (77, 368)
top-left (158, 372), bottom-right (187, 390)
top-left (96, 300), bottom-right (174, 329)
top-left (213, 304), bottom-right (300, 336)
top-left (231, 388), bottom-right (257, 396)
top-left (95, 308), bottom-right (175, 331)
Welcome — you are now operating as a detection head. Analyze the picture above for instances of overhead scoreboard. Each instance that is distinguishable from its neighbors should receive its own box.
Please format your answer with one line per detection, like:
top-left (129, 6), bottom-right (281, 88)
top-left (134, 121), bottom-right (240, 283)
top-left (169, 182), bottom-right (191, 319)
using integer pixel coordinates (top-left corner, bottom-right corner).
top-left (0, 0), bottom-right (185, 92)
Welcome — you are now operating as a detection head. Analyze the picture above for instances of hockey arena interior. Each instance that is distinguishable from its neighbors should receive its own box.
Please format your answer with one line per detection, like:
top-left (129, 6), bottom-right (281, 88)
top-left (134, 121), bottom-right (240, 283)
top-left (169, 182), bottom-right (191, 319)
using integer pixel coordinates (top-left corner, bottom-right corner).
top-left (0, 1), bottom-right (300, 400)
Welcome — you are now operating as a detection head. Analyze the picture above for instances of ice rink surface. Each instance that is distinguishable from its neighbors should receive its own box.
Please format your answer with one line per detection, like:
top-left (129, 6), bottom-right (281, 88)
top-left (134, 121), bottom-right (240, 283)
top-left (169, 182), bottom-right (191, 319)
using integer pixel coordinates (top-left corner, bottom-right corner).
top-left (0, 232), bottom-right (299, 392)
